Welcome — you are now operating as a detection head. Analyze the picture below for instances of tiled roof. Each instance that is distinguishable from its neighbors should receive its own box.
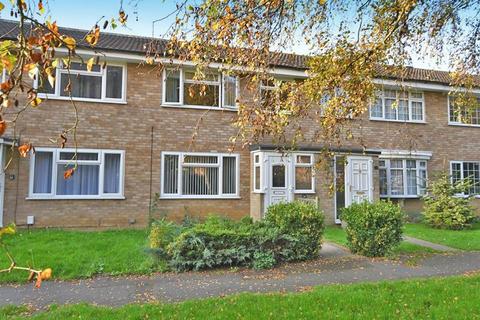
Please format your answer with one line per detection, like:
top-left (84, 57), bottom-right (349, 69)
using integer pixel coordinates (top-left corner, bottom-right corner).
top-left (0, 18), bottom-right (466, 85)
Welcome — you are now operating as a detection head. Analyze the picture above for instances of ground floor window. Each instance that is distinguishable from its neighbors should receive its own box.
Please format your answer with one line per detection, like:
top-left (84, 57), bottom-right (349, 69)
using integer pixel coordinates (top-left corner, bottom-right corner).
top-left (451, 161), bottom-right (480, 195)
top-left (379, 159), bottom-right (427, 197)
top-left (161, 152), bottom-right (239, 198)
top-left (29, 148), bottom-right (124, 199)
top-left (294, 154), bottom-right (315, 193)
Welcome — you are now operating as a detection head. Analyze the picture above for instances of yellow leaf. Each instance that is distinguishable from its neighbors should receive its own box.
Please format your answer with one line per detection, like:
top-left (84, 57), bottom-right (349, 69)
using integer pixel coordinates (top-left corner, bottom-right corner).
top-left (30, 97), bottom-right (42, 107)
top-left (26, 64), bottom-right (38, 79)
top-left (51, 58), bottom-right (59, 68)
top-left (86, 57), bottom-right (95, 72)
top-left (62, 36), bottom-right (76, 50)
top-left (0, 224), bottom-right (15, 238)
top-left (0, 2), bottom-right (4, 11)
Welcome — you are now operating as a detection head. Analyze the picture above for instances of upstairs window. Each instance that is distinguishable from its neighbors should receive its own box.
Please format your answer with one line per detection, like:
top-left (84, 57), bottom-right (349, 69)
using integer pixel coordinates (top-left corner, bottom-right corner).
top-left (36, 61), bottom-right (126, 102)
top-left (370, 90), bottom-right (424, 122)
top-left (162, 68), bottom-right (238, 110)
top-left (29, 148), bottom-right (125, 199)
top-left (449, 96), bottom-right (480, 126)
top-left (161, 152), bottom-right (239, 198)
top-left (379, 159), bottom-right (427, 197)
top-left (451, 161), bottom-right (480, 195)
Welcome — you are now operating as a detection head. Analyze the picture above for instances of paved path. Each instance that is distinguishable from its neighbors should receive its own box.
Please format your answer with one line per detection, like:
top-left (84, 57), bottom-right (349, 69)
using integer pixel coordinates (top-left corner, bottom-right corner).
top-left (403, 235), bottom-right (459, 252)
top-left (1, 242), bottom-right (479, 309)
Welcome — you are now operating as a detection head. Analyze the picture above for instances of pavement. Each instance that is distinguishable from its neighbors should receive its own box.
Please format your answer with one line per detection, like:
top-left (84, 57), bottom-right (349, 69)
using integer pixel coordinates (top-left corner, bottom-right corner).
top-left (1, 241), bottom-right (479, 309)
top-left (403, 235), bottom-right (460, 252)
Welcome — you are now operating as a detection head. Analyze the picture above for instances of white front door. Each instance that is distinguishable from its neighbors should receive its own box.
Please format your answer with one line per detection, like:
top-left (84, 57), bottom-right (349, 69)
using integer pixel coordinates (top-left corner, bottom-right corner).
top-left (264, 154), bottom-right (293, 212)
top-left (345, 156), bottom-right (373, 206)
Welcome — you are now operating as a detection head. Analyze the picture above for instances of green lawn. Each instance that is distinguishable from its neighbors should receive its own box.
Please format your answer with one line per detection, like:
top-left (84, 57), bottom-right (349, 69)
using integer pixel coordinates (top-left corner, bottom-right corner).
top-left (404, 222), bottom-right (480, 251)
top-left (0, 229), bottom-right (160, 284)
top-left (324, 226), bottom-right (436, 255)
top-left (3, 275), bottom-right (480, 319)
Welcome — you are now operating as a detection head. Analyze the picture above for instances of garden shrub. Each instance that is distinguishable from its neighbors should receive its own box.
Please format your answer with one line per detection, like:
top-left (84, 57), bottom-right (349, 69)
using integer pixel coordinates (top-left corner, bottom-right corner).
top-left (148, 219), bottom-right (182, 259)
top-left (265, 201), bottom-right (325, 258)
top-left (341, 201), bottom-right (404, 257)
top-left (252, 250), bottom-right (276, 270)
top-left (423, 172), bottom-right (476, 230)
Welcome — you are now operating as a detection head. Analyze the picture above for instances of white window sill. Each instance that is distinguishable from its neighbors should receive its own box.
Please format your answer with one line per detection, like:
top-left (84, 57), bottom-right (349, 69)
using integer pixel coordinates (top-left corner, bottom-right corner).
top-left (160, 195), bottom-right (241, 200)
top-left (369, 118), bottom-right (426, 124)
top-left (380, 195), bottom-right (422, 199)
top-left (38, 94), bottom-right (127, 105)
top-left (294, 190), bottom-right (316, 194)
top-left (448, 122), bottom-right (480, 128)
top-left (161, 104), bottom-right (238, 112)
top-left (26, 196), bottom-right (126, 200)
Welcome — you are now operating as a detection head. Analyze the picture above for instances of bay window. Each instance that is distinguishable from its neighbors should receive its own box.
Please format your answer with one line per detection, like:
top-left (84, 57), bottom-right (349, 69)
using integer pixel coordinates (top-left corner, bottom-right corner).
top-left (36, 61), bottom-right (126, 102)
top-left (161, 152), bottom-right (239, 198)
top-left (450, 161), bottom-right (480, 195)
top-left (379, 159), bottom-right (427, 197)
top-left (370, 90), bottom-right (424, 122)
top-left (162, 68), bottom-right (238, 109)
top-left (29, 148), bottom-right (125, 199)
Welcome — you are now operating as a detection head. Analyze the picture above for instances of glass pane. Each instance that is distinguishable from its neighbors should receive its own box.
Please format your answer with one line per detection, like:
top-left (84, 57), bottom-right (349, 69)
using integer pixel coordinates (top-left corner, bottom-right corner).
top-left (37, 70), bottom-right (55, 94)
top-left (222, 156), bottom-right (236, 194)
top-left (184, 83), bottom-right (220, 107)
top-left (56, 164), bottom-right (99, 195)
top-left (60, 73), bottom-right (102, 99)
top-left (296, 155), bottom-right (312, 164)
top-left (106, 66), bottom-right (123, 99)
top-left (390, 169), bottom-right (404, 195)
top-left (370, 98), bottom-right (383, 118)
top-left (390, 159), bottom-right (403, 169)
top-left (295, 167), bottom-right (312, 190)
top-left (184, 71), bottom-right (219, 81)
top-left (407, 169), bottom-right (417, 195)
top-left (410, 92), bottom-right (423, 99)
top-left (67, 62), bottom-right (101, 72)
top-left (255, 166), bottom-right (261, 190)
top-left (419, 169), bottom-right (427, 195)
top-left (165, 69), bottom-right (180, 103)
top-left (182, 167), bottom-right (219, 195)
top-left (335, 156), bottom-right (346, 219)
top-left (384, 98), bottom-right (397, 119)
top-left (254, 154), bottom-right (260, 164)
top-left (406, 160), bottom-right (416, 168)
top-left (451, 163), bottom-right (462, 185)
top-left (272, 164), bottom-right (285, 188)
top-left (411, 101), bottom-right (423, 120)
top-left (398, 100), bottom-right (409, 120)
top-left (223, 76), bottom-right (237, 107)
top-left (33, 152), bottom-right (53, 193)
top-left (183, 155), bottom-right (218, 164)
top-left (463, 162), bottom-right (480, 194)
top-left (379, 168), bottom-right (387, 196)
top-left (163, 154), bottom-right (179, 194)
top-left (384, 90), bottom-right (396, 98)
top-left (59, 152), bottom-right (98, 161)
top-left (104, 153), bottom-right (121, 194)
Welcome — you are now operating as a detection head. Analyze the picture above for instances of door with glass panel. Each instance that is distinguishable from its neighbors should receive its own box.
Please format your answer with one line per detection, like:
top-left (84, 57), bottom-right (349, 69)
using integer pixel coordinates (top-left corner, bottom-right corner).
top-left (265, 155), bottom-right (293, 210)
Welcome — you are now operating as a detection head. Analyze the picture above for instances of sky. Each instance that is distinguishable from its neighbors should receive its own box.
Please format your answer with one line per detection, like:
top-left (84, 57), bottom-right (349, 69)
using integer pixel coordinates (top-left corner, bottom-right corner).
top-left (0, 0), bottom-right (449, 70)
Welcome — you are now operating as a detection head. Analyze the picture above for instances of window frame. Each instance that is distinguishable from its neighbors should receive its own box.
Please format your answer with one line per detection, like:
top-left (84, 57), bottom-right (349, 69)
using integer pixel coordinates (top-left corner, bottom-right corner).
top-left (450, 161), bottom-right (480, 196)
top-left (28, 147), bottom-right (125, 200)
top-left (370, 89), bottom-right (425, 123)
top-left (161, 68), bottom-right (239, 111)
top-left (253, 152), bottom-right (263, 193)
top-left (379, 158), bottom-right (427, 198)
top-left (160, 151), bottom-right (240, 199)
top-left (35, 60), bottom-right (127, 104)
top-left (294, 153), bottom-right (315, 193)
top-left (448, 96), bottom-right (480, 127)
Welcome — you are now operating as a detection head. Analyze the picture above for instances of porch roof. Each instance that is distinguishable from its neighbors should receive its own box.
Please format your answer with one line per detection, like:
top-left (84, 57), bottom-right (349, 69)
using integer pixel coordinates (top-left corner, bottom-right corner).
top-left (249, 144), bottom-right (381, 155)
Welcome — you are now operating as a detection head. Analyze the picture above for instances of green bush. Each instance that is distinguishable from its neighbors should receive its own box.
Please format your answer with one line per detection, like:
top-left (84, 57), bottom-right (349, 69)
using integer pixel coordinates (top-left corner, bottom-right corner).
top-left (148, 219), bottom-right (182, 258)
top-left (341, 201), bottom-right (404, 257)
top-left (423, 172), bottom-right (476, 230)
top-left (265, 201), bottom-right (325, 258)
top-left (165, 209), bottom-right (324, 272)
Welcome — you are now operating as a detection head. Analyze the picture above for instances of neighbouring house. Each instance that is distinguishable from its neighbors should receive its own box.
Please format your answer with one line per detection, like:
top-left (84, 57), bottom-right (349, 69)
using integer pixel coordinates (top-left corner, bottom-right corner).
top-left (0, 19), bottom-right (478, 228)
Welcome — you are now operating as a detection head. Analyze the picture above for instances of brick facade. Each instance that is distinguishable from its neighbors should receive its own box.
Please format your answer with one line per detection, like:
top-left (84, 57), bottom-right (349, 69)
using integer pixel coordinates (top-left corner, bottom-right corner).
top-left (2, 63), bottom-right (479, 228)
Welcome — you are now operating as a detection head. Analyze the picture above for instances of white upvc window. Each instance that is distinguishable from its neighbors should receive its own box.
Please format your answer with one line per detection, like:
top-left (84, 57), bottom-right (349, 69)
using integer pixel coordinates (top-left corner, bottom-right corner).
top-left (162, 68), bottom-right (239, 110)
top-left (379, 159), bottom-right (427, 198)
top-left (448, 96), bottom-right (480, 126)
top-left (294, 154), bottom-right (315, 193)
top-left (35, 60), bottom-right (127, 103)
top-left (29, 148), bottom-right (125, 199)
top-left (161, 152), bottom-right (240, 199)
top-left (253, 152), bottom-right (263, 192)
top-left (450, 161), bottom-right (480, 195)
top-left (370, 89), bottom-right (425, 122)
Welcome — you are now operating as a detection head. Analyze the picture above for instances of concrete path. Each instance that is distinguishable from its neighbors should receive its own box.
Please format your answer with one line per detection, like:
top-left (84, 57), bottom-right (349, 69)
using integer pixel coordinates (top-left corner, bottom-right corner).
top-left (403, 235), bottom-right (460, 252)
top-left (1, 242), bottom-right (479, 309)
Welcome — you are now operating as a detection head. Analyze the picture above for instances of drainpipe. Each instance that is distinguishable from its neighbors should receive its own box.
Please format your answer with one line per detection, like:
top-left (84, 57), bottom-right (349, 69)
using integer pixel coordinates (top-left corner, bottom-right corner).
top-left (148, 126), bottom-right (154, 223)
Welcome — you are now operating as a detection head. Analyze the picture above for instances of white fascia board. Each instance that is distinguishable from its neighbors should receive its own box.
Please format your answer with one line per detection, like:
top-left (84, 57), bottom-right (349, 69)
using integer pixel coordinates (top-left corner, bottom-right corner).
top-left (373, 78), bottom-right (480, 94)
top-left (372, 148), bottom-right (433, 160)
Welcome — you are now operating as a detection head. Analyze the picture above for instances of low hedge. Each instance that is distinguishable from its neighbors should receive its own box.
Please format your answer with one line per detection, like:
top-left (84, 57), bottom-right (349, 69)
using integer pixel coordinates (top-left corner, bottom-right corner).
top-left (150, 202), bottom-right (325, 271)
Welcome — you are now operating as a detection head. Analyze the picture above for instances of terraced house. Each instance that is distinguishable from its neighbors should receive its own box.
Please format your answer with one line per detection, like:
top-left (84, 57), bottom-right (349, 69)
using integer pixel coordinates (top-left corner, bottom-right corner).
top-left (0, 19), bottom-right (478, 228)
